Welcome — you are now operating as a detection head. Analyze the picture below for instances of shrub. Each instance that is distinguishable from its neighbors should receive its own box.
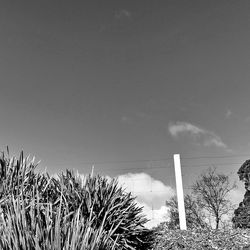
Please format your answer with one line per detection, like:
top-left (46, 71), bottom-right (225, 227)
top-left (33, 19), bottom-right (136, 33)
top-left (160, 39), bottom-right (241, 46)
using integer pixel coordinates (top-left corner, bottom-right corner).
top-left (233, 159), bottom-right (250, 228)
top-left (152, 223), bottom-right (250, 249)
top-left (0, 150), bottom-right (153, 249)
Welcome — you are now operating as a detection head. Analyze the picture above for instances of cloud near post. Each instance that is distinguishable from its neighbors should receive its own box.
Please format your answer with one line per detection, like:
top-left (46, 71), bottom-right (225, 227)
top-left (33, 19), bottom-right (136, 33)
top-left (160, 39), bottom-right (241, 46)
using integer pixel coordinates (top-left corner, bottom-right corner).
top-left (112, 172), bottom-right (175, 228)
top-left (168, 121), bottom-right (229, 150)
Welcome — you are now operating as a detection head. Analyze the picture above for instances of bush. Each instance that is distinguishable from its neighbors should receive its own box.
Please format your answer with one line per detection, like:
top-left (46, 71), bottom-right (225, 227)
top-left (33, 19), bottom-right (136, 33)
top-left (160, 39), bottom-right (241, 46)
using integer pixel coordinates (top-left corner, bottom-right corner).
top-left (152, 223), bottom-right (250, 249)
top-left (0, 150), bottom-right (153, 249)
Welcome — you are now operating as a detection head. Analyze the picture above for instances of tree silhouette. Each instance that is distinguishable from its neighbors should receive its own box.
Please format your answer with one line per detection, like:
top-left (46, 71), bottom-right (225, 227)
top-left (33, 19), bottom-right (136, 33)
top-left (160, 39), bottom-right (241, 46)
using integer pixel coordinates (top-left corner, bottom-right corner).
top-left (166, 194), bottom-right (208, 229)
top-left (192, 167), bottom-right (236, 229)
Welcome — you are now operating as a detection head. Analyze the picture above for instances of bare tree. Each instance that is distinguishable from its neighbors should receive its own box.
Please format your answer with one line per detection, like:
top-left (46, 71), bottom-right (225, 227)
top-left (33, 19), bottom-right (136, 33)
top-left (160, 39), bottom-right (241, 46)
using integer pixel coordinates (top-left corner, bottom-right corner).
top-left (166, 194), bottom-right (208, 229)
top-left (192, 167), bottom-right (236, 229)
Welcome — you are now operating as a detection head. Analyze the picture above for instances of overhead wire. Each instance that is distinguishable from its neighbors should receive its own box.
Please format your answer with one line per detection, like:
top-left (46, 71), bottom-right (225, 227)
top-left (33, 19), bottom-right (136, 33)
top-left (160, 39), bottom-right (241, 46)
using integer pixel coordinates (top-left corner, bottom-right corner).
top-left (52, 153), bottom-right (250, 166)
top-left (48, 153), bottom-right (250, 173)
top-left (181, 162), bottom-right (242, 168)
top-left (181, 153), bottom-right (250, 160)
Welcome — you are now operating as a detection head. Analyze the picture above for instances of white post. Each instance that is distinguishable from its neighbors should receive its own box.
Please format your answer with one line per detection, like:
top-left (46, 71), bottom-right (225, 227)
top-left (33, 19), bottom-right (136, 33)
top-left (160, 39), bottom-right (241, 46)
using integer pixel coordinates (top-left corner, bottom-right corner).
top-left (173, 154), bottom-right (187, 230)
top-left (91, 165), bottom-right (95, 177)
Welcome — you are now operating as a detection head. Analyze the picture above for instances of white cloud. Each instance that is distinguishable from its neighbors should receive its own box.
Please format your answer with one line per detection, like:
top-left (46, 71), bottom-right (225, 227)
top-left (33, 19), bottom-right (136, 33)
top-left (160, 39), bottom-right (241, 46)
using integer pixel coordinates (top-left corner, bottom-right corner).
top-left (168, 121), bottom-right (228, 150)
top-left (137, 201), bottom-right (170, 228)
top-left (116, 172), bottom-right (175, 205)
top-left (114, 172), bottom-right (175, 228)
top-left (228, 186), bottom-right (245, 206)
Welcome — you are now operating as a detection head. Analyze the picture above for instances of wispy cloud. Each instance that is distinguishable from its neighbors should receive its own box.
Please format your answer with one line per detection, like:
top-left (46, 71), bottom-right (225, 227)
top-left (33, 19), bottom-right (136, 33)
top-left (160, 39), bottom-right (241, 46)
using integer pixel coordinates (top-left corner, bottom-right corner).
top-left (169, 122), bottom-right (204, 137)
top-left (226, 109), bottom-right (232, 119)
top-left (168, 121), bottom-right (229, 150)
top-left (120, 111), bottom-right (151, 124)
top-left (120, 115), bottom-right (133, 124)
top-left (115, 9), bottom-right (132, 20)
top-left (136, 112), bottom-right (151, 120)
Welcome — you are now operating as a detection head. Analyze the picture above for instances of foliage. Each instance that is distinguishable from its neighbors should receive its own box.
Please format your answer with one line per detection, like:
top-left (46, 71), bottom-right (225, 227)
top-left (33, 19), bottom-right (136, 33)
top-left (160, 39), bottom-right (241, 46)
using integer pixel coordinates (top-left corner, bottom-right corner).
top-left (152, 223), bottom-right (250, 250)
top-left (237, 159), bottom-right (250, 186)
top-left (233, 159), bottom-right (250, 228)
top-left (0, 150), bottom-right (153, 249)
top-left (166, 194), bottom-right (208, 230)
top-left (192, 167), bottom-right (236, 229)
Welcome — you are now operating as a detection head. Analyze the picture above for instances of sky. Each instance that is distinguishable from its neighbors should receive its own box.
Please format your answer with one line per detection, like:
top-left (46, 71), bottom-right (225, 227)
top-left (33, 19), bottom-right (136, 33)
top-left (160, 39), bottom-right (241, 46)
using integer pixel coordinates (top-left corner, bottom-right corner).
top-left (1, 0), bottom-right (250, 227)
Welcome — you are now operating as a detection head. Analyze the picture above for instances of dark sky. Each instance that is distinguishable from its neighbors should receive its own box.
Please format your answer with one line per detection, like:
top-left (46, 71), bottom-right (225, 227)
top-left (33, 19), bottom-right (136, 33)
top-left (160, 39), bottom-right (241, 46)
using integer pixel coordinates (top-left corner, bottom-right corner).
top-left (1, 1), bottom-right (250, 196)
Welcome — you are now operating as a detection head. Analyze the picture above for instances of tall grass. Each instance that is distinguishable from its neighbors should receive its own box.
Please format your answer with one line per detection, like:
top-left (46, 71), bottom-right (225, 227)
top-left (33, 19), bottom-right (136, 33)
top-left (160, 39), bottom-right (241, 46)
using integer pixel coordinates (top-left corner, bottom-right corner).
top-left (0, 150), bottom-right (153, 249)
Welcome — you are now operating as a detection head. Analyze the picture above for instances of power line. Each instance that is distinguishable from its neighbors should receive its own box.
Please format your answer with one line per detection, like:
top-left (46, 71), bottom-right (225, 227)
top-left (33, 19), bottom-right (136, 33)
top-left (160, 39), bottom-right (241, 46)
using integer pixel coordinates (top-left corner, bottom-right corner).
top-left (182, 162), bottom-right (242, 168)
top-left (181, 154), bottom-right (250, 160)
top-left (57, 157), bottom-right (173, 166)
top-left (97, 165), bottom-right (174, 172)
top-left (57, 162), bottom-right (242, 174)
top-left (51, 153), bottom-right (250, 167)
top-left (47, 153), bottom-right (250, 174)
top-left (98, 161), bottom-right (242, 173)
top-left (57, 161), bottom-right (242, 172)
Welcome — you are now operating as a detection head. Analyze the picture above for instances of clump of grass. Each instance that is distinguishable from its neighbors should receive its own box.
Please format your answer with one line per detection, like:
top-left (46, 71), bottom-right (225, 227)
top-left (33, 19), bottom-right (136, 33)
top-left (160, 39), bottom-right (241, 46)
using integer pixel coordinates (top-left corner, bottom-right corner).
top-left (0, 150), bottom-right (153, 249)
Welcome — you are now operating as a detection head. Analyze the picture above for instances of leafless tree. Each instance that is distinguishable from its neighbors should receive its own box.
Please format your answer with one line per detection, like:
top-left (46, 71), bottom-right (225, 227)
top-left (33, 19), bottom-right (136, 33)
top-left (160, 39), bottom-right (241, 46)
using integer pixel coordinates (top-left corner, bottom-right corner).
top-left (192, 167), bottom-right (236, 229)
top-left (166, 194), bottom-right (208, 229)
